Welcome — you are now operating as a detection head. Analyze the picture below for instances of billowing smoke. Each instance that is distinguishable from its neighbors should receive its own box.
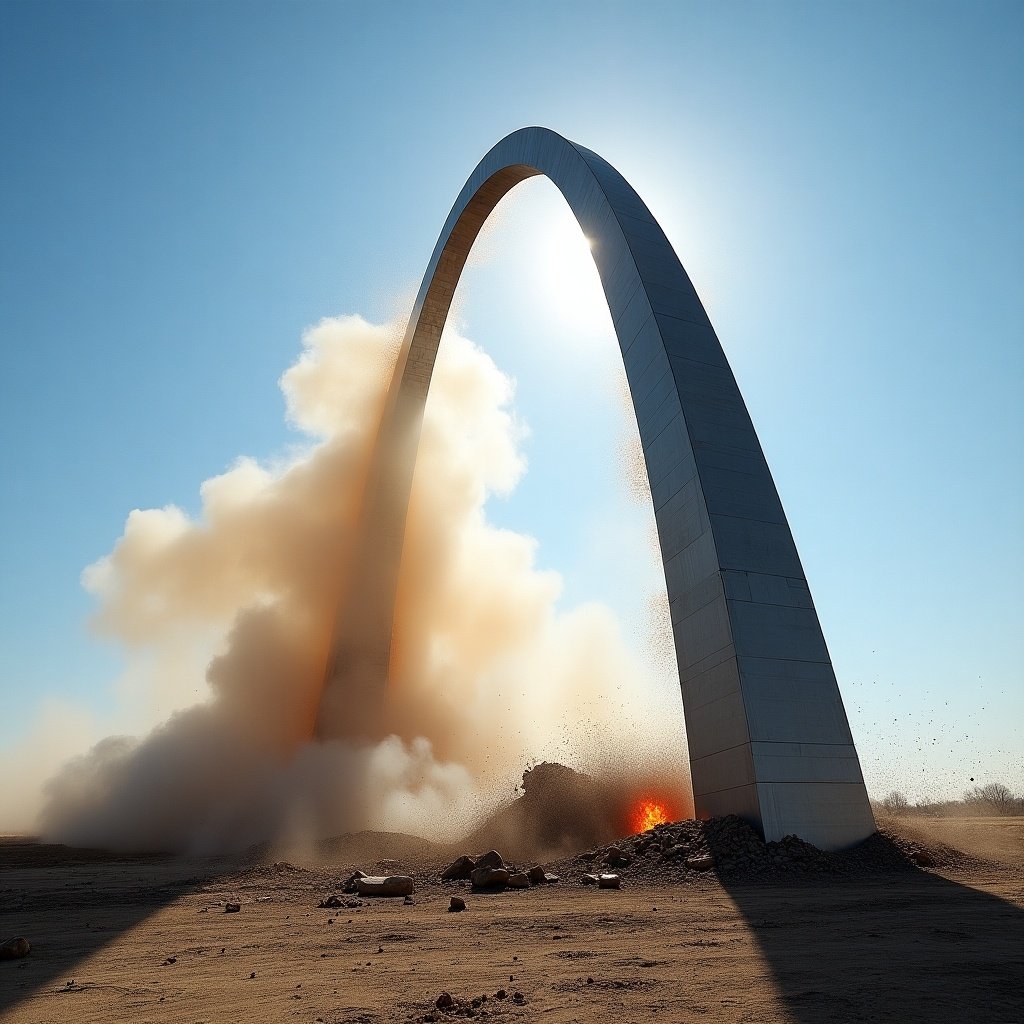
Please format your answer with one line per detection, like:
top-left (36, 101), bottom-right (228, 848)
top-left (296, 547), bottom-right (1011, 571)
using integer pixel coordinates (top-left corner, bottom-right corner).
top-left (35, 313), bottom-right (691, 853)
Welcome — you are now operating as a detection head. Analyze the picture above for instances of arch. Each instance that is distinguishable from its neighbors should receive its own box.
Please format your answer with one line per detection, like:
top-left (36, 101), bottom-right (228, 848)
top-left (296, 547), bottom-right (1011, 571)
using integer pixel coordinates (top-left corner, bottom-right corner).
top-left (316, 127), bottom-right (875, 850)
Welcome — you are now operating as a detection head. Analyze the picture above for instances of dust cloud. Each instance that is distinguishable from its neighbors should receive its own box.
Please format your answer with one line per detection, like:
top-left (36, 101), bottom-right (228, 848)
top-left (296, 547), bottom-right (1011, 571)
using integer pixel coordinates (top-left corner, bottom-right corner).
top-left (35, 314), bottom-right (691, 853)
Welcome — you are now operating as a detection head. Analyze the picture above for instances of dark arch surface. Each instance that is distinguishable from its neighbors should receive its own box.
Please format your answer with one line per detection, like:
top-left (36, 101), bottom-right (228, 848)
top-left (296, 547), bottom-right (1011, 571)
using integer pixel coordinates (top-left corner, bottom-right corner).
top-left (317, 127), bottom-right (875, 850)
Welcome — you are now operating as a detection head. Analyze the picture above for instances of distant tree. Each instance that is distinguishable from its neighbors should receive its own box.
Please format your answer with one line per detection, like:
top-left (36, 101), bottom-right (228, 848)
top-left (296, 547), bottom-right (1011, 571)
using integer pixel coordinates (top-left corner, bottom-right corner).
top-left (964, 782), bottom-right (1019, 815)
top-left (881, 790), bottom-right (910, 813)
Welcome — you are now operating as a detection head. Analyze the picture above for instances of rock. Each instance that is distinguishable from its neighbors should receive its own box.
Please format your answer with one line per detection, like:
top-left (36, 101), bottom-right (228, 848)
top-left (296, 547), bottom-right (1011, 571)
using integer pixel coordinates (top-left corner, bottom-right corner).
top-left (495, 988), bottom-right (507, 999)
top-left (544, 873), bottom-right (560, 884)
top-left (580, 873), bottom-right (600, 885)
top-left (604, 846), bottom-right (631, 867)
top-left (343, 870), bottom-right (368, 894)
top-left (507, 872), bottom-right (530, 889)
top-left (0, 937), bottom-right (30, 960)
top-left (910, 849), bottom-right (934, 867)
top-left (475, 850), bottom-right (504, 870)
top-left (449, 896), bottom-right (466, 912)
top-left (355, 875), bottom-right (415, 897)
top-left (686, 854), bottom-right (716, 871)
top-left (224, 902), bottom-right (241, 913)
top-left (598, 873), bottom-right (621, 889)
top-left (527, 865), bottom-right (547, 884)
top-left (319, 894), bottom-right (343, 908)
top-left (435, 991), bottom-right (455, 1010)
top-left (471, 865), bottom-right (510, 888)
top-left (440, 855), bottom-right (476, 881)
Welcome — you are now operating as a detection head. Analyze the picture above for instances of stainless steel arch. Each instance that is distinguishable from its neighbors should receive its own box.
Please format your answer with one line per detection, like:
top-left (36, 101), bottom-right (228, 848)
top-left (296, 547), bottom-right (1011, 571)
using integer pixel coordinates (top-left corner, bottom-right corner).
top-left (317, 127), bottom-right (875, 850)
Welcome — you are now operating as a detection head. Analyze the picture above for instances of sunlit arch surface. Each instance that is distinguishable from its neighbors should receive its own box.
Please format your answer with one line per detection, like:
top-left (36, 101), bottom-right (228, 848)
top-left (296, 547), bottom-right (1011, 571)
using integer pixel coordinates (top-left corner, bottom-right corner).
top-left (318, 127), bottom-right (875, 850)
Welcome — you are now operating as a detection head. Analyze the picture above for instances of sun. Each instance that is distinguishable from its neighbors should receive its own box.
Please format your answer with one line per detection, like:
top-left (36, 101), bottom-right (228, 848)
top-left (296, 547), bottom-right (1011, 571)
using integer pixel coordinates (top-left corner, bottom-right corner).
top-left (534, 203), bottom-right (612, 335)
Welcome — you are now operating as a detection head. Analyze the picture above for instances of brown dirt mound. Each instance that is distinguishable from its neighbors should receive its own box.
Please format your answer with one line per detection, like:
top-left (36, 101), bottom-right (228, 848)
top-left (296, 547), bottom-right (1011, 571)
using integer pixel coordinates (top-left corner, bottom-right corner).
top-left (551, 814), bottom-right (991, 886)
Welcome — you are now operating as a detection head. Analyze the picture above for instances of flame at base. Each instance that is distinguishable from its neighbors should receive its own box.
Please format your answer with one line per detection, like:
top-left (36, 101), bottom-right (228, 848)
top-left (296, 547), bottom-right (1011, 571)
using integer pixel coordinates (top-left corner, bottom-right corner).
top-left (631, 798), bottom-right (670, 834)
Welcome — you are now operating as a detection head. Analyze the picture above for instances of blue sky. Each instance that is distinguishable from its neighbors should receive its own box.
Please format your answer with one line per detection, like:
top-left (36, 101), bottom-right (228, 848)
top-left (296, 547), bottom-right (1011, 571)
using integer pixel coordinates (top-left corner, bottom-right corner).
top-left (1, 0), bottom-right (1021, 803)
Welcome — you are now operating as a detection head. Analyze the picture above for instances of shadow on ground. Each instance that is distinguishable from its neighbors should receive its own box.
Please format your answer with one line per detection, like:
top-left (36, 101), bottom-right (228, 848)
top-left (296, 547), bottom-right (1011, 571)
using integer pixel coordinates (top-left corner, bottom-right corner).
top-left (707, 833), bottom-right (1024, 1024)
top-left (0, 838), bottom-right (216, 1016)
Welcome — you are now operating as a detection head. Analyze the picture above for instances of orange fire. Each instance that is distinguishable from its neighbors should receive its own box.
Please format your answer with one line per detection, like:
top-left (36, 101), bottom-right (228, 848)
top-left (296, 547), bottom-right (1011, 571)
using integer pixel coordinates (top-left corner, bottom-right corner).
top-left (631, 798), bottom-right (670, 834)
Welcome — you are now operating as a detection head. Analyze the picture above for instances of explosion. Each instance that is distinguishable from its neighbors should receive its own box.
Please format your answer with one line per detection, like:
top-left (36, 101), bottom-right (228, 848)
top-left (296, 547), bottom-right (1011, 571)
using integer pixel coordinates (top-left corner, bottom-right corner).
top-left (631, 798), bottom-right (670, 834)
top-left (23, 313), bottom-right (692, 853)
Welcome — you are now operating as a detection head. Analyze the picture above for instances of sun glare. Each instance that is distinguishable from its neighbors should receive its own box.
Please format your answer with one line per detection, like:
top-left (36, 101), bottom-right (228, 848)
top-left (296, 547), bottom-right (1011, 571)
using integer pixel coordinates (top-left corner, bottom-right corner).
top-left (536, 206), bottom-right (611, 335)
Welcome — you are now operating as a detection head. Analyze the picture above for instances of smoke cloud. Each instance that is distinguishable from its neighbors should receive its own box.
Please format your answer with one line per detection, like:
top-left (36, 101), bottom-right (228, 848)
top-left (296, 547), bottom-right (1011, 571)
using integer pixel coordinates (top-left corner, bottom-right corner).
top-left (32, 313), bottom-right (691, 853)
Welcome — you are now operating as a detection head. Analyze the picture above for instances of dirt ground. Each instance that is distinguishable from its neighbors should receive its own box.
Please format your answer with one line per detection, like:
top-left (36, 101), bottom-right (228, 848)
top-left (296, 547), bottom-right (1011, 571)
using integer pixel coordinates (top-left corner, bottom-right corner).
top-left (2, 817), bottom-right (1022, 1024)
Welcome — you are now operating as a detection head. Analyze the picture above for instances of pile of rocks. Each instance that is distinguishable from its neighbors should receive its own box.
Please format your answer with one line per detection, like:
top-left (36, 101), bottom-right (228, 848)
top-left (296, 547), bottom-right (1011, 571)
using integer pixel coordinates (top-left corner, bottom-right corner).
top-left (419, 987), bottom-right (526, 1021)
top-left (564, 815), bottom-right (942, 885)
top-left (439, 850), bottom-right (559, 891)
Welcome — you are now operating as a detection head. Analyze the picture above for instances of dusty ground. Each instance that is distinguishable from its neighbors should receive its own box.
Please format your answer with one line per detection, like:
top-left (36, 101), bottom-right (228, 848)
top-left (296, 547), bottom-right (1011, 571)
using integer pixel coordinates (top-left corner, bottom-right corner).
top-left (2, 818), bottom-right (1022, 1024)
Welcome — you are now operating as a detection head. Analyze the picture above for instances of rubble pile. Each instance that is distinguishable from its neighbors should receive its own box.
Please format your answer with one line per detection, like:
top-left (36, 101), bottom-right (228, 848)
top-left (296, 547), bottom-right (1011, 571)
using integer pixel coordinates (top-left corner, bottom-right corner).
top-left (438, 849), bottom-right (560, 891)
top-left (559, 815), bottom-right (953, 885)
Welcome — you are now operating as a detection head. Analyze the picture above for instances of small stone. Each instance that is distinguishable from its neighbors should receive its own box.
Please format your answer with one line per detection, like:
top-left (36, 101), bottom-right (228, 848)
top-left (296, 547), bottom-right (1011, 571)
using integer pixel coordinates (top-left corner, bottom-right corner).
top-left (495, 989), bottom-right (507, 999)
top-left (506, 872), bottom-right (530, 889)
top-left (685, 854), bottom-right (715, 872)
top-left (513, 991), bottom-right (525, 1003)
top-left (319, 894), bottom-right (343, 908)
top-left (224, 902), bottom-right (241, 913)
top-left (0, 937), bottom-right (31, 960)
top-left (449, 896), bottom-right (466, 912)
top-left (527, 865), bottom-right (546, 884)
top-left (543, 873), bottom-right (560, 884)
top-left (471, 865), bottom-right (510, 888)
top-left (440, 855), bottom-right (476, 880)
top-left (355, 875), bottom-right (415, 897)
top-left (404, 895), bottom-right (414, 905)
top-left (598, 873), bottom-right (621, 889)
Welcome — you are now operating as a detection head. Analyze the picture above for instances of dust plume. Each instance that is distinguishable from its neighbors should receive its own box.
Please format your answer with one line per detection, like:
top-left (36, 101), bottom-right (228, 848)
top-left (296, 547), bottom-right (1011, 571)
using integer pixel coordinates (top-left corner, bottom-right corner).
top-left (36, 313), bottom-right (691, 853)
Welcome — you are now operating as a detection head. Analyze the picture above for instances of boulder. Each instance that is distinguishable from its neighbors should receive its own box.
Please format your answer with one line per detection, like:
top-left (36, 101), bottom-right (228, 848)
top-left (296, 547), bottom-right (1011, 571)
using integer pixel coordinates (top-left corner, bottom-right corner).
top-left (507, 872), bottom-right (530, 889)
top-left (0, 937), bottom-right (30, 960)
top-left (475, 850), bottom-right (505, 870)
top-left (527, 865), bottom-right (547, 884)
top-left (580, 873), bottom-right (600, 886)
top-left (449, 896), bottom-right (466, 912)
top-left (598, 873), bottom-right (621, 889)
top-left (471, 866), bottom-right (510, 888)
top-left (355, 875), bottom-right (415, 897)
top-left (440, 855), bottom-right (476, 881)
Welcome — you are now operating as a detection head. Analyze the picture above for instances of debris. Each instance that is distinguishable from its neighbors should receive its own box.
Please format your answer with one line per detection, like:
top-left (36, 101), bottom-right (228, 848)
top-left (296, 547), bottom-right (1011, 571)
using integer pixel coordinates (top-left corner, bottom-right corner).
top-left (355, 875), bottom-right (415, 897)
top-left (440, 855), bottom-right (476, 881)
top-left (471, 865), bottom-right (510, 888)
top-left (343, 870), bottom-right (369, 894)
